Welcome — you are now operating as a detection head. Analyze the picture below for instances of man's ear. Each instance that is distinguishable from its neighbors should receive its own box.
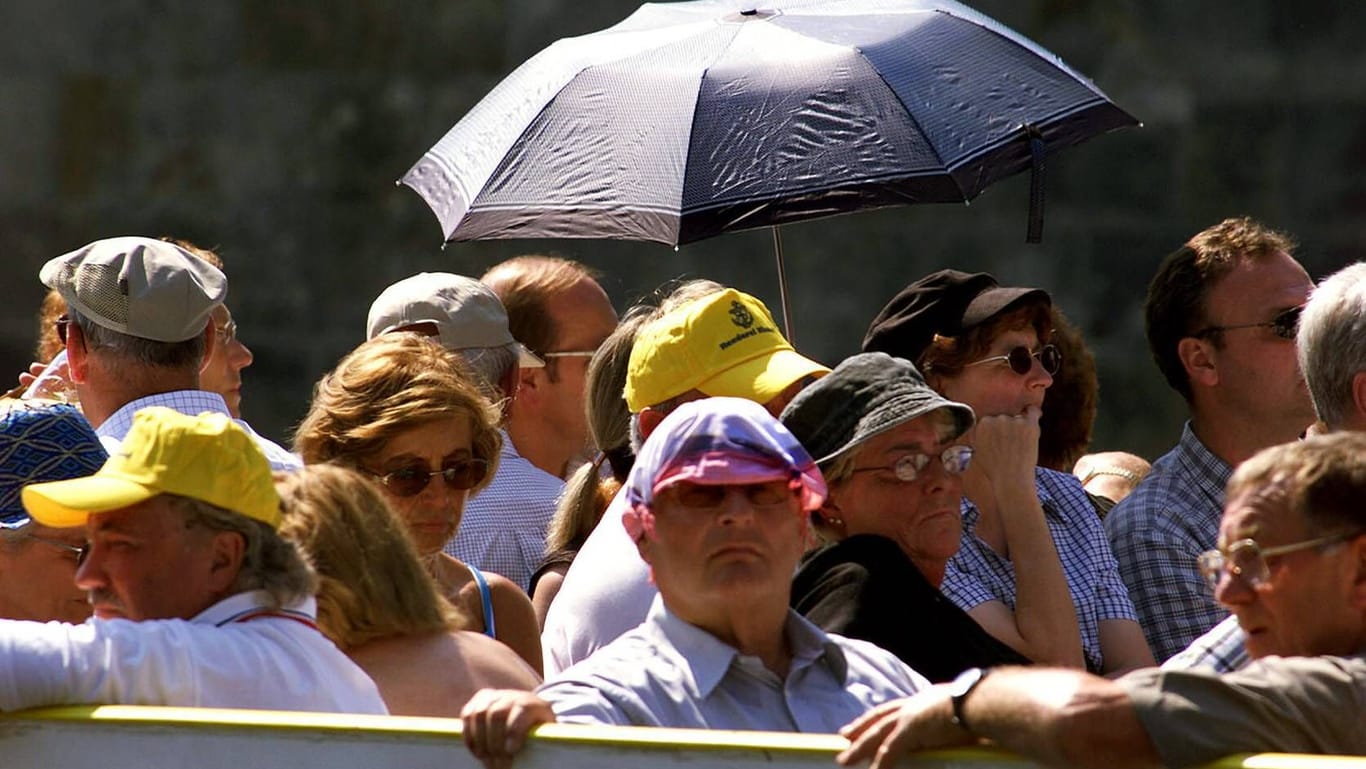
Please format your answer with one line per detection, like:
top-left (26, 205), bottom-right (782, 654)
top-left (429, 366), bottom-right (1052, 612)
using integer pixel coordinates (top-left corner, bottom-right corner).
top-left (638, 407), bottom-right (667, 440)
top-left (1349, 534), bottom-right (1366, 611)
top-left (65, 326), bottom-right (90, 384)
top-left (1178, 336), bottom-right (1219, 388)
top-left (1350, 371), bottom-right (1366, 426)
top-left (516, 367), bottom-right (545, 407)
top-left (206, 531), bottom-right (246, 593)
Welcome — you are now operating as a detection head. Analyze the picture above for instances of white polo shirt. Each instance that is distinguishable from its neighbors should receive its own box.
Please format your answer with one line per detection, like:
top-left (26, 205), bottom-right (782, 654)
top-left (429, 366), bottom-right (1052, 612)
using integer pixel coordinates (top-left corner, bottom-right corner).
top-left (0, 590), bottom-right (386, 714)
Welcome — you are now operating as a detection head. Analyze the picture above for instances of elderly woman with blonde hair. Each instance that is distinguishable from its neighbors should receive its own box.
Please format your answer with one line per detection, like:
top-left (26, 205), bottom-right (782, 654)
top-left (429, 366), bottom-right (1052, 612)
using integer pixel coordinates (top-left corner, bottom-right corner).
top-left (294, 334), bottom-right (542, 673)
top-left (277, 465), bottom-right (538, 715)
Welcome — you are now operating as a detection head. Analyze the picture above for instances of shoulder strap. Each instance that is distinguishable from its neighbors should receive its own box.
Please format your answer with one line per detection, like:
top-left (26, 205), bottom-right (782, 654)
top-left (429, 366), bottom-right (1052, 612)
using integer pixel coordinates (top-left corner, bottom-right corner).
top-left (468, 565), bottom-right (497, 638)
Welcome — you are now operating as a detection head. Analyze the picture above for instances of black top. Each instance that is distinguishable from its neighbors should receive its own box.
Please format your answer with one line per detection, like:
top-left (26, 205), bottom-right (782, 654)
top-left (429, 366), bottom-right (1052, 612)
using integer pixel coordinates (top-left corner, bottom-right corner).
top-left (529, 548), bottom-right (578, 599)
top-left (791, 534), bottom-right (1031, 683)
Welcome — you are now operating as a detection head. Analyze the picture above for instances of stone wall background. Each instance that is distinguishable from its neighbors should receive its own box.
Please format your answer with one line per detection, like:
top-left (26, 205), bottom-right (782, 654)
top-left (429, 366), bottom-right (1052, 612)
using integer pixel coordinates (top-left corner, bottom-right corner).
top-left (2, 0), bottom-right (1363, 459)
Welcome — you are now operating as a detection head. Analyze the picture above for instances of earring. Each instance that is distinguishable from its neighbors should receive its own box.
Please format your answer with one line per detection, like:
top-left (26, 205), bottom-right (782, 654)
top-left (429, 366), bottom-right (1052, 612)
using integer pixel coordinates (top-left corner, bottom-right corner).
top-left (824, 516), bottom-right (843, 527)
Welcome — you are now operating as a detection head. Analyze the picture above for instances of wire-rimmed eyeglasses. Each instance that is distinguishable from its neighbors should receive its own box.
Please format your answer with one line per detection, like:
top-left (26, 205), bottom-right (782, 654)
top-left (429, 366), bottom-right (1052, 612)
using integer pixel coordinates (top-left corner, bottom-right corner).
top-left (28, 534), bottom-right (89, 566)
top-left (849, 445), bottom-right (974, 484)
top-left (965, 344), bottom-right (1061, 376)
top-left (1196, 529), bottom-right (1362, 593)
top-left (1191, 305), bottom-right (1303, 341)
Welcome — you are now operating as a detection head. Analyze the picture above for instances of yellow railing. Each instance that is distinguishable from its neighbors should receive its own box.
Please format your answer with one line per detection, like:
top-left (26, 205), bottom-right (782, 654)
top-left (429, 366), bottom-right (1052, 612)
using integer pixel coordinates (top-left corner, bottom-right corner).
top-left (0, 705), bottom-right (1360, 769)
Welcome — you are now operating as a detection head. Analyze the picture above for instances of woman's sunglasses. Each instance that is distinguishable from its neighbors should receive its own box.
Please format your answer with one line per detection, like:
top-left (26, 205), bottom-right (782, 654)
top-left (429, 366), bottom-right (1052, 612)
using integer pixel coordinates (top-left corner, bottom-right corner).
top-left (367, 459), bottom-right (489, 497)
top-left (966, 344), bottom-right (1062, 376)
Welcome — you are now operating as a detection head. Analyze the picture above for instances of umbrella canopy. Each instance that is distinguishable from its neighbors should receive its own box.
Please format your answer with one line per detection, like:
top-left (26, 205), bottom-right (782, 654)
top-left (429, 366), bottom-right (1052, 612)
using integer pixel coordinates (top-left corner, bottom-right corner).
top-left (401, 0), bottom-right (1137, 246)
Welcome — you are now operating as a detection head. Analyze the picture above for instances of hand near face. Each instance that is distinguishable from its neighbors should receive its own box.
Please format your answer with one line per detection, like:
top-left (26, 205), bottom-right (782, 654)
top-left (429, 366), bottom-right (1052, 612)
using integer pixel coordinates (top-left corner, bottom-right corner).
top-left (461, 688), bottom-right (557, 769)
top-left (965, 405), bottom-right (1041, 495)
top-left (836, 687), bottom-right (973, 769)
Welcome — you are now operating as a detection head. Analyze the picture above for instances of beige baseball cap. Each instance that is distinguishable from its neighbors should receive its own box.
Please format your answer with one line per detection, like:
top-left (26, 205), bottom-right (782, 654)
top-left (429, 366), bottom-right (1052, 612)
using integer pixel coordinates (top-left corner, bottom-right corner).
top-left (365, 272), bottom-right (543, 367)
top-left (40, 237), bottom-right (227, 343)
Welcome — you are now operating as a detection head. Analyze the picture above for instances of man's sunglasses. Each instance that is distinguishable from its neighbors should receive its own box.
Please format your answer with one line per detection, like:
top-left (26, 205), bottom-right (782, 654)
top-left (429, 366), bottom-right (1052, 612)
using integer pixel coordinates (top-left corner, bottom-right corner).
top-left (366, 459), bottom-right (490, 497)
top-left (1192, 305), bottom-right (1303, 341)
top-left (55, 314), bottom-right (72, 345)
top-left (966, 344), bottom-right (1062, 376)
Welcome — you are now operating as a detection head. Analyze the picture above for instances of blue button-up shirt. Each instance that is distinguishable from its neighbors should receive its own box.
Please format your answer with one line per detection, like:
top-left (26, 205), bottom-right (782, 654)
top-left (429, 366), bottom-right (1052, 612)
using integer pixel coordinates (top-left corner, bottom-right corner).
top-left (538, 596), bottom-right (928, 731)
top-left (943, 467), bottom-right (1138, 673)
top-left (1104, 422), bottom-right (1232, 661)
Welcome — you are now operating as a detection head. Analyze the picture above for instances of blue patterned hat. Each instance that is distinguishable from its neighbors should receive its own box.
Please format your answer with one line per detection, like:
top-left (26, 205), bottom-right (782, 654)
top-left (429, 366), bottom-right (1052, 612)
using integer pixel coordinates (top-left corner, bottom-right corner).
top-left (0, 403), bottom-right (107, 528)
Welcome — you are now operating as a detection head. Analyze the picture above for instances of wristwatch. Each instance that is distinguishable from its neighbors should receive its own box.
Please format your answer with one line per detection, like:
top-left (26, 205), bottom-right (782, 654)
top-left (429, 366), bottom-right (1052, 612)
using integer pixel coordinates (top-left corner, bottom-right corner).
top-left (948, 667), bottom-right (990, 734)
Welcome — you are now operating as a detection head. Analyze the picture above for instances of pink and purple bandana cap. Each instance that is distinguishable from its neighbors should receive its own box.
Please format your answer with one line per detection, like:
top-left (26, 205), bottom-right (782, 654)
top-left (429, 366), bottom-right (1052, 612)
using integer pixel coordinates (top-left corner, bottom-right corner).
top-left (623, 397), bottom-right (827, 542)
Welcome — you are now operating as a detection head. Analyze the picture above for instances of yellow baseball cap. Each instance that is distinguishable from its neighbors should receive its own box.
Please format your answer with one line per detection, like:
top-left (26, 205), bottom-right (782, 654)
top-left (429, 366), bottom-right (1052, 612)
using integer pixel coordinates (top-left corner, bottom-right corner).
top-left (625, 288), bottom-right (830, 413)
top-left (22, 407), bottom-right (281, 529)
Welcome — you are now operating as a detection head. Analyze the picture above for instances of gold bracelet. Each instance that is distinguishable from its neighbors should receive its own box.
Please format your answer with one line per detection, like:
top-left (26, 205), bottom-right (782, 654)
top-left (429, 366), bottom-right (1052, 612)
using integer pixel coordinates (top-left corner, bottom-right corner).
top-left (1079, 466), bottom-right (1142, 485)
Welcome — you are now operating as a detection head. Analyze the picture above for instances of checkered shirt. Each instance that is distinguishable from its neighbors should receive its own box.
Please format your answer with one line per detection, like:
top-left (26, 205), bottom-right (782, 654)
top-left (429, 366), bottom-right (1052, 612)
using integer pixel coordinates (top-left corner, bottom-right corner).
top-left (1162, 614), bottom-right (1249, 674)
top-left (1104, 422), bottom-right (1231, 661)
top-left (445, 430), bottom-right (565, 592)
top-left (96, 390), bottom-right (301, 471)
top-left (943, 467), bottom-right (1138, 673)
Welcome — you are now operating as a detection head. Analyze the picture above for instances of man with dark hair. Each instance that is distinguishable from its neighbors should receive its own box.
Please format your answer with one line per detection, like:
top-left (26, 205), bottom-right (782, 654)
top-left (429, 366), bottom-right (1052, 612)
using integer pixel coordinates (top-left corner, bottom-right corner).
top-left (0, 408), bottom-right (385, 713)
top-left (1167, 259), bottom-right (1366, 674)
top-left (1105, 217), bottom-right (1316, 660)
top-left (40, 236), bottom-right (298, 470)
top-left (838, 431), bottom-right (1366, 769)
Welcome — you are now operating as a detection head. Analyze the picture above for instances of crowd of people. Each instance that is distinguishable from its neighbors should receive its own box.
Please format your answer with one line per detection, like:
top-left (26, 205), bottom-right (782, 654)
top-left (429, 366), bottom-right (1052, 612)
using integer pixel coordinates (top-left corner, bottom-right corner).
top-left (0, 219), bottom-right (1362, 767)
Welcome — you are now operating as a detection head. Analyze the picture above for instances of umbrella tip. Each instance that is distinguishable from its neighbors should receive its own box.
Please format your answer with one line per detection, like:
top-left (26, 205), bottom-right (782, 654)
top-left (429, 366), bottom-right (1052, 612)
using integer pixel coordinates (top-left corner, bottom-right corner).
top-left (724, 7), bottom-right (777, 22)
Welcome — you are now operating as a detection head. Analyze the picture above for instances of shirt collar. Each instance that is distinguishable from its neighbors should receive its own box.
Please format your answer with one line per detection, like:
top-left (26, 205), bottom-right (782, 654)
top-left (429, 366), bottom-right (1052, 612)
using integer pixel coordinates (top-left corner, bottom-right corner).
top-left (96, 390), bottom-right (230, 438)
top-left (644, 595), bottom-right (848, 698)
top-left (1177, 421), bottom-right (1234, 488)
top-left (192, 590), bottom-right (318, 626)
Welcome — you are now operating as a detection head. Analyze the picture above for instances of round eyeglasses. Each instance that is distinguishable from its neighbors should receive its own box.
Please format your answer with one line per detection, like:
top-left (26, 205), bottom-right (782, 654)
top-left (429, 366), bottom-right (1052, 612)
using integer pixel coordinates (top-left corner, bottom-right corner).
top-left (365, 459), bottom-right (490, 497)
top-left (966, 344), bottom-right (1061, 376)
top-left (1196, 530), bottom-right (1362, 593)
top-left (849, 445), bottom-right (973, 483)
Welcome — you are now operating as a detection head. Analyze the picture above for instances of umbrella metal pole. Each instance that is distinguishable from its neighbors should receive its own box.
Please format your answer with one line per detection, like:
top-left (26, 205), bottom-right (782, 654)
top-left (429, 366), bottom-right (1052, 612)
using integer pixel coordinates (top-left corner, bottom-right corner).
top-left (771, 225), bottom-right (794, 344)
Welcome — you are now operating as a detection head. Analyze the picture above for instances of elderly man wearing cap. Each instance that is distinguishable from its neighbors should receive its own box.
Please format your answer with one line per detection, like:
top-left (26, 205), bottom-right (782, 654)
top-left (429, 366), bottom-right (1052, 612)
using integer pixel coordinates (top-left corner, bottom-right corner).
top-left (781, 353), bottom-right (1031, 683)
top-left (462, 398), bottom-right (927, 765)
top-left (367, 272), bottom-right (561, 593)
top-left (0, 408), bottom-right (386, 713)
top-left (541, 286), bottom-right (829, 674)
top-left (40, 236), bottom-right (298, 470)
top-left (0, 403), bottom-right (107, 623)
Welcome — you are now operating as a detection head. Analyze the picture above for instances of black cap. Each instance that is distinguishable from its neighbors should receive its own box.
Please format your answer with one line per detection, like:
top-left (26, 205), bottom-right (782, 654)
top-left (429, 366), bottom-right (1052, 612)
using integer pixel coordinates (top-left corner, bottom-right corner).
top-left (861, 270), bottom-right (1050, 362)
top-left (780, 352), bottom-right (974, 466)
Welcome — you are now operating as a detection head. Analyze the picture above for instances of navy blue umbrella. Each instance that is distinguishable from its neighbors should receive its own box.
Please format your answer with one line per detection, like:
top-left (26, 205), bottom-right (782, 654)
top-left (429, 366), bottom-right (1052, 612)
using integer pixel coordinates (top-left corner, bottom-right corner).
top-left (402, 0), bottom-right (1136, 333)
